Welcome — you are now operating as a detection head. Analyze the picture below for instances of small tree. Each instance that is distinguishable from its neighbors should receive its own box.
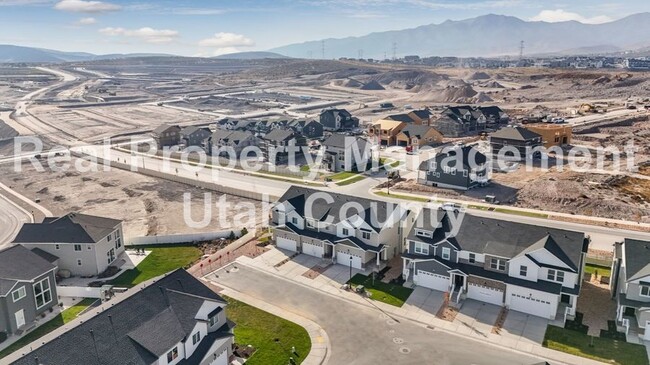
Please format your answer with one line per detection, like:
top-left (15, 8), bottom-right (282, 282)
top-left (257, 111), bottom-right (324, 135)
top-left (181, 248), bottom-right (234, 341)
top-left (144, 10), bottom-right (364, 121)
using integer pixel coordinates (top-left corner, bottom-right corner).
top-left (228, 231), bottom-right (236, 240)
top-left (241, 227), bottom-right (248, 236)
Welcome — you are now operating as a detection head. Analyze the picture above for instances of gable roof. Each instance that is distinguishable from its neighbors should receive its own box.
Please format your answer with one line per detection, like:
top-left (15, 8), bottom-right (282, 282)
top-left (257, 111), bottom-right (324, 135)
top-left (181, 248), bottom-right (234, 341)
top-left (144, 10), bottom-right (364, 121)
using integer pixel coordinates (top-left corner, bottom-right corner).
top-left (180, 126), bottom-right (210, 136)
top-left (515, 235), bottom-right (578, 271)
top-left (623, 239), bottom-right (650, 282)
top-left (13, 213), bottom-right (122, 244)
top-left (263, 128), bottom-right (295, 142)
top-left (152, 124), bottom-right (180, 135)
top-left (385, 113), bottom-right (417, 124)
top-left (400, 125), bottom-right (438, 139)
top-left (490, 126), bottom-right (541, 141)
top-left (0, 245), bottom-right (57, 287)
top-left (11, 270), bottom-right (227, 365)
top-left (418, 146), bottom-right (487, 171)
top-left (373, 119), bottom-right (405, 131)
top-left (410, 109), bottom-right (432, 120)
top-left (321, 134), bottom-right (369, 151)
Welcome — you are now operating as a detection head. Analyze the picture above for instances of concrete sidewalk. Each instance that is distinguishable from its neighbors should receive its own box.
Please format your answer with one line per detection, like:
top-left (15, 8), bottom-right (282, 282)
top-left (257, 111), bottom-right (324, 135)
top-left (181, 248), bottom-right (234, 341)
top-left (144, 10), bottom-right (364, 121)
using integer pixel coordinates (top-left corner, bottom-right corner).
top-left (207, 280), bottom-right (331, 365)
top-left (235, 248), bottom-right (609, 365)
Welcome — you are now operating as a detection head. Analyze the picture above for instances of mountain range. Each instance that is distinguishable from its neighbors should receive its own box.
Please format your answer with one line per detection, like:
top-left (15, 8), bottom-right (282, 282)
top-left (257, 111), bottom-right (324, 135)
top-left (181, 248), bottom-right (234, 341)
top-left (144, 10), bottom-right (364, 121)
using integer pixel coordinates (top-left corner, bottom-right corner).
top-left (270, 13), bottom-right (650, 59)
top-left (0, 44), bottom-right (171, 63)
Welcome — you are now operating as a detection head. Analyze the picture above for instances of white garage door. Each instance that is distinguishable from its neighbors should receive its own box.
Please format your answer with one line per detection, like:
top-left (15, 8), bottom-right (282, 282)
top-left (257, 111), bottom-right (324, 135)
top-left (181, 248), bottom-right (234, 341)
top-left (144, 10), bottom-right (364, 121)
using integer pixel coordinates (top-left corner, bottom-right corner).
top-left (209, 349), bottom-right (228, 365)
top-left (509, 293), bottom-right (555, 319)
top-left (415, 270), bottom-right (449, 292)
top-left (302, 241), bottom-right (324, 258)
top-left (467, 283), bottom-right (504, 306)
top-left (337, 251), bottom-right (363, 269)
top-left (276, 237), bottom-right (298, 252)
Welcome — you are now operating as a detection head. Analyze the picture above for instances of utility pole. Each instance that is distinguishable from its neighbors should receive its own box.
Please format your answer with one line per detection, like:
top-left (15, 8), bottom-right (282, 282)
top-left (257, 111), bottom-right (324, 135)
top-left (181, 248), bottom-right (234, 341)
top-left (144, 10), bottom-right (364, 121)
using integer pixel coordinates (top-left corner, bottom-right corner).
top-left (358, 49), bottom-right (363, 60)
top-left (391, 42), bottom-right (397, 61)
top-left (321, 40), bottom-right (326, 59)
top-left (519, 40), bottom-right (525, 61)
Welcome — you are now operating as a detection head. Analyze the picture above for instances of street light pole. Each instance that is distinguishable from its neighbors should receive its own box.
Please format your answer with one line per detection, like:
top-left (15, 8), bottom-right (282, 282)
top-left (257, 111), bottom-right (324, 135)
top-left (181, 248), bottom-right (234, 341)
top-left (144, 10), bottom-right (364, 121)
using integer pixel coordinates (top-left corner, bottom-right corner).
top-left (349, 254), bottom-right (353, 282)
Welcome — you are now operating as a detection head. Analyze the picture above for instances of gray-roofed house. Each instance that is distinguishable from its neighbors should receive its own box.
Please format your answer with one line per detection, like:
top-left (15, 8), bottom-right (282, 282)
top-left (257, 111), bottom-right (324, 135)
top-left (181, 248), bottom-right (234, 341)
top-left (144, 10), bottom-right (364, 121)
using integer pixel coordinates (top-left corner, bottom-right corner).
top-left (0, 245), bottom-right (58, 339)
top-left (611, 238), bottom-right (650, 341)
top-left (287, 119), bottom-right (323, 139)
top-left (321, 133), bottom-right (373, 172)
top-left (209, 130), bottom-right (257, 157)
top-left (270, 186), bottom-right (415, 270)
top-left (180, 126), bottom-right (212, 149)
top-left (319, 108), bottom-right (359, 131)
top-left (418, 145), bottom-right (489, 190)
top-left (12, 213), bottom-right (124, 277)
top-left (489, 126), bottom-right (542, 161)
top-left (152, 124), bottom-right (181, 148)
top-left (402, 208), bottom-right (589, 320)
top-left (261, 129), bottom-right (306, 164)
top-left (9, 269), bottom-right (235, 365)
top-left (395, 124), bottom-right (443, 149)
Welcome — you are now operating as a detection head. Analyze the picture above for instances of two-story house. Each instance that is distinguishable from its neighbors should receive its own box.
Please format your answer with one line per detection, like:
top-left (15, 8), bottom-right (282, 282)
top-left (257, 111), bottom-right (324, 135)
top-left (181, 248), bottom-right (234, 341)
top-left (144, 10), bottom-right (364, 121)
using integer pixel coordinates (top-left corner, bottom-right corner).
top-left (611, 238), bottom-right (650, 341)
top-left (0, 245), bottom-right (58, 339)
top-left (10, 269), bottom-right (234, 365)
top-left (321, 134), bottom-right (373, 172)
top-left (271, 186), bottom-right (414, 270)
top-left (402, 208), bottom-right (589, 320)
top-left (432, 106), bottom-right (486, 137)
top-left (417, 146), bottom-right (489, 190)
top-left (180, 126), bottom-right (212, 149)
top-left (287, 119), bottom-right (324, 139)
top-left (489, 126), bottom-right (543, 161)
top-left (319, 108), bottom-right (359, 131)
top-left (367, 119), bottom-right (406, 146)
top-left (209, 129), bottom-right (257, 157)
top-left (395, 125), bottom-right (443, 150)
top-left (13, 213), bottom-right (125, 277)
top-left (152, 124), bottom-right (181, 148)
top-left (261, 129), bottom-right (306, 165)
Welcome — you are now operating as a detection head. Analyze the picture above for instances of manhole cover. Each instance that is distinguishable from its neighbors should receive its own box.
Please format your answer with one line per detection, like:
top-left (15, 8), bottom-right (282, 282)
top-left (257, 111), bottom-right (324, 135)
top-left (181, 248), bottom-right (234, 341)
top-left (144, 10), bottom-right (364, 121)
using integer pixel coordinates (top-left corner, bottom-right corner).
top-left (393, 337), bottom-right (404, 344)
top-left (399, 347), bottom-right (411, 354)
top-left (386, 319), bottom-right (397, 326)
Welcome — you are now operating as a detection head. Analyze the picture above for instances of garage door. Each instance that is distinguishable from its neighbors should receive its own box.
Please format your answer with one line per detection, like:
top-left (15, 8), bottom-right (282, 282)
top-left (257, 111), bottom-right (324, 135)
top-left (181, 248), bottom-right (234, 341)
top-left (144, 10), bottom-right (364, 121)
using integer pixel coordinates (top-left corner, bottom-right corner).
top-left (509, 293), bottom-right (555, 319)
top-left (276, 237), bottom-right (298, 252)
top-left (302, 241), bottom-right (324, 258)
top-left (209, 348), bottom-right (228, 365)
top-left (337, 251), bottom-right (363, 269)
top-left (467, 283), bottom-right (504, 306)
top-left (415, 270), bottom-right (449, 292)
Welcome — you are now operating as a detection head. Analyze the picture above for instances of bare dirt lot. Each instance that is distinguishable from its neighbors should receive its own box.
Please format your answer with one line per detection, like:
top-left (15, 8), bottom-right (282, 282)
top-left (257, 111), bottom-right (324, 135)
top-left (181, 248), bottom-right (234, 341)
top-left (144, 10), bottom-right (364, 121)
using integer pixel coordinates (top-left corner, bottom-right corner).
top-left (0, 158), bottom-right (266, 238)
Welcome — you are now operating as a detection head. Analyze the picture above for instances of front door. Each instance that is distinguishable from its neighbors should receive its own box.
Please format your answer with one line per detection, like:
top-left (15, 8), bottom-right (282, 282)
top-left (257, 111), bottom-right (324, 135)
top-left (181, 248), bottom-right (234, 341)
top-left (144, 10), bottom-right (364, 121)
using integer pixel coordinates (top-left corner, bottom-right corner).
top-left (15, 309), bottom-right (25, 328)
top-left (454, 275), bottom-right (465, 289)
top-left (561, 294), bottom-right (571, 304)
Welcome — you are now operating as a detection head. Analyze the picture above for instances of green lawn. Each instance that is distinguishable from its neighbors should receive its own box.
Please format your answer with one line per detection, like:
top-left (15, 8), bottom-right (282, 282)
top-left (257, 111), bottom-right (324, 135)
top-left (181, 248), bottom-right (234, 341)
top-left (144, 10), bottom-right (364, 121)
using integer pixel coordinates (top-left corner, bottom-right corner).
top-left (584, 263), bottom-right (612, 278)
top-left (335, 175), bottom-right (365, 186)
top-left (348, 273), bottom-right (413, 307)
top-left (225, 297), bottom-right (311, 365)
top-left (543, 325), bottom-right (649, 365)
top-left (330, 171), bottom-right (360, 181)
top-left (374, 191), bottom-right (430, 202)
top-left (109, 246), bottom-right (202, 287)
top-left (0, 298), bottom-right (97, 360)
top-left (493, 207), bottom-right (549, 219)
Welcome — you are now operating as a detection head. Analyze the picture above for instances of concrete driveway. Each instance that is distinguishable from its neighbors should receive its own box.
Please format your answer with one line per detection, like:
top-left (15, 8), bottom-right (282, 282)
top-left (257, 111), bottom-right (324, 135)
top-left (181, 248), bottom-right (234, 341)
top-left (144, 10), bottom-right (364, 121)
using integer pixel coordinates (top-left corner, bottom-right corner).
top-left (209, 264), bottom-right (545, 365)
top-left (501, 310), bottom-right (549, 351)
top-left (455, 300), bottom-right (502, 340)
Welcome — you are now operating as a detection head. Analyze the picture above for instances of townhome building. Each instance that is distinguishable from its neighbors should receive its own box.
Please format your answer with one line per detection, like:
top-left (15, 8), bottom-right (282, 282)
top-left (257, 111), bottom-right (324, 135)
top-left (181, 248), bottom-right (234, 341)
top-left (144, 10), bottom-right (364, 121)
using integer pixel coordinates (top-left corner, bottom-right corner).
top-left (180, 126), bottom-right (212, 149)
top-left (0, 245), bottom-right (58, 338)
top-left (402, 208), bottom-right (589, 320)
top-left (611, 238), bottom-right (650, 341)
top-left (418, 145), bottom-right (489, 190)
top-left (319, 108), bottom-right (359, 131)
top-left (271, 186), bottom-right (415, 270)
top-left (261, 129), bottom-right (306, 165)
top-left (10, 269), bottom-right (235, 365)
top-left (152, 124), bottom-right (181, 148)
top-left (12, 213), bottom-right (125, 277)
top-left (209, 129), bottom-right (257, 157)
top-left (321, 133), bottom-right (373, 172)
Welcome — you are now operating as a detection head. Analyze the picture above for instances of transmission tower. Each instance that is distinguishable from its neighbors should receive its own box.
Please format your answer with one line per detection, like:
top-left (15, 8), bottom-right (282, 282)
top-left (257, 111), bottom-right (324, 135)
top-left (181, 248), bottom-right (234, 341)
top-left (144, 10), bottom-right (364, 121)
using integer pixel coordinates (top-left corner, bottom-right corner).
top-left (358, 49), bottom-right (363, 59)
top-left (519, 40), bottom-right (525, 60)
top-left (391, 42), bottom-right (397, 61)
top-left (321, 40), bottom-right (326, 59)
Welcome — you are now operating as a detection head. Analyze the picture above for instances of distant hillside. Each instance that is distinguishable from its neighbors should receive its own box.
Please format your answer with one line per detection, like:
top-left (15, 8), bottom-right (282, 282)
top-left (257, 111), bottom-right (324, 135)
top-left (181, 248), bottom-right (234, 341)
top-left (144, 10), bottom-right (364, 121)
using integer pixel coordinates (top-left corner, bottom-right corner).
top-left (0, 44), bottom-right (174, 63)
top-left (270, 13), bottom-right (650, 59)
top-left (213, 51), bottom-right (289, 60)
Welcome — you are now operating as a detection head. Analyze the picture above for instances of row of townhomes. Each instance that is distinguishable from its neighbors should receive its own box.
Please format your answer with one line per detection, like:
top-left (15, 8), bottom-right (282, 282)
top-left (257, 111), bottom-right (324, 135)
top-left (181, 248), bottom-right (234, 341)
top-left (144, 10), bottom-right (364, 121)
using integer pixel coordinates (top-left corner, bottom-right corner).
top-left (9, 269), bottom-right (235, 365)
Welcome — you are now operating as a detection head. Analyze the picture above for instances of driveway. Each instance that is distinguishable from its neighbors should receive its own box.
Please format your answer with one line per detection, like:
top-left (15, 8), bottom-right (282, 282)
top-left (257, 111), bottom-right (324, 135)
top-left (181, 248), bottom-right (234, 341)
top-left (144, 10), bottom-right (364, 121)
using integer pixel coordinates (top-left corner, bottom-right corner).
top-left (209, 264), bottom-right (544, 365)
top-left (501, 310), bottom-right (549, 350)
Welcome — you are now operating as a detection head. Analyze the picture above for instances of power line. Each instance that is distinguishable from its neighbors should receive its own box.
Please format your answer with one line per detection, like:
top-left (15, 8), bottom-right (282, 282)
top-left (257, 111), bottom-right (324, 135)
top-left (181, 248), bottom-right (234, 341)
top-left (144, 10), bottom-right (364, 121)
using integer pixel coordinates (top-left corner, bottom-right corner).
top-left (358, 49), bottom-right (363, 59)
top-left (321, 40), bottom-right (325, 59)
top-left (391, 42), bottom-right (397, 61)
top-left (519, 40), bottom-right (525, 60)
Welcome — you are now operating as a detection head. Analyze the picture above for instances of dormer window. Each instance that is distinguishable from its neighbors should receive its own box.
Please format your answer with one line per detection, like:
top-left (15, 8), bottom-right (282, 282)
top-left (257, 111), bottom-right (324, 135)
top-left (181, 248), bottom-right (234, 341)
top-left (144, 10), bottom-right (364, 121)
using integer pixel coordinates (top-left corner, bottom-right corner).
top-left (167, 347), bottom-right (179, 362)
top-left (441, 247), bottom-right (451, 260)
top-left (547, 269), bottom-right (564, 283)
top-left (415, 229), bottom-right (432, 238)
top-left (640, 285), bottom-right (650, 297)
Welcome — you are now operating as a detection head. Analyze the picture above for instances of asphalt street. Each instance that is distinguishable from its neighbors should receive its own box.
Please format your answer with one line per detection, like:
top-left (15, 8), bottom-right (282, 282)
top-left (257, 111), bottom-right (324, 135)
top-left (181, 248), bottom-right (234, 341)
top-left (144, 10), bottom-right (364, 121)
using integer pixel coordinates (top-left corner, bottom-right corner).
top-left (210, 265), bottom-right (546, 365)
top-left (0, 194), bottom-right (30, 248)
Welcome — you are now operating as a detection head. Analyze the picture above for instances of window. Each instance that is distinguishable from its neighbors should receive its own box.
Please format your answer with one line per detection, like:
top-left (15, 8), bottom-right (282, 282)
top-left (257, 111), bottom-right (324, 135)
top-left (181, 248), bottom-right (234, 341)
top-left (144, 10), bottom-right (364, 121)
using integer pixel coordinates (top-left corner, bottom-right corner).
top-left (192, 332), bottom-right (201, 345)
top-left (77, 259), bottom-right (82, 266)
top-left (520, 265), bottom-right (528, 277)
top-left (415, 229), bottom-right (432, 238)
top-left (107, 233), bottom-right (111, 241)
top-left (640, 286), bottom-right (650, 297)
top-left (291, 217), bottom-right (298, 224)
top-left (468, 253), bottom-right (476, 263)
top-left (166, 347), bottom-right (179, 362)
top-left (490, 258), bottom-right (506, 271)
top-left (547, 269), bottom-right (565, 283)
top-left (306, 220), bottom-right (315, 229)
top-left (362, 231), bottom-right (371, 240)
top-left (342, 228), bottom-right (349, 236)
top-left (209, 315), bottom-right (217, 327)
top-left (12, 287), bottom-right (26, 302)
top-left (74, 244), bottom-right (82, 252)
top-left (441, 247), bottom-right (451, 260)
top-left (55, 244), bottom-right (60, 250)
top-left (414, 242), bottom-right (429, 255)
top-left (34, 277), bottom-right (52, 309)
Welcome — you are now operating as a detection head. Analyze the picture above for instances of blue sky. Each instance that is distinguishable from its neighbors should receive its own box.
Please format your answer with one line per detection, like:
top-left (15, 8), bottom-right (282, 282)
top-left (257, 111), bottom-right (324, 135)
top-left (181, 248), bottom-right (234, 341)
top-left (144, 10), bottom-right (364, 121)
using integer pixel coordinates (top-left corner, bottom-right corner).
top-left (0, 0), bottom-right (648, 56)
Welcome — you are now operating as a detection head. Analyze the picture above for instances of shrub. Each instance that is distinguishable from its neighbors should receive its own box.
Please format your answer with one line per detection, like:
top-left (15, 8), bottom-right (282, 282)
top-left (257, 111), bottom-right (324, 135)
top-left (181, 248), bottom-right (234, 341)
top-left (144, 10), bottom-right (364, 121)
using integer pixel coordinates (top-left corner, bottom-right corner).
top-left (241, 227), bottom-right (248, 236)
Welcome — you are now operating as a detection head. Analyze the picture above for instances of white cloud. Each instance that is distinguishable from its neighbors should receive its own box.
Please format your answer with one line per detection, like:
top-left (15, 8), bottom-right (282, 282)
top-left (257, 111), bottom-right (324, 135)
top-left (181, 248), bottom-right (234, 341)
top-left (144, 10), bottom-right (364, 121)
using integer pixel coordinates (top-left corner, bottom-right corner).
top-left (530, 9), bottom-right (612, 24)
top-left (0, 0), bottom-right (51, 5)
top-left (174, 8), bottom-right (225, 15)
top-left (198, 32), bottom-right (254, 48)
top-left (99, 27), bottom-right (179, 44)
top-left (76, 16), bottom-right (96, 25)
top-left (54, 0), bottom-right (121, 13)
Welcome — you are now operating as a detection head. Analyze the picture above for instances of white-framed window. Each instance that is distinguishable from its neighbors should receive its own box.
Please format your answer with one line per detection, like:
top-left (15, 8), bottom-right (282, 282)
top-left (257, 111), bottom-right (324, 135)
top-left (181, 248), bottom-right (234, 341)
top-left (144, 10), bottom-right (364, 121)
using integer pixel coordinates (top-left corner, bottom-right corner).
top-left (192, 332), bottom-right (201, 345)
top-left (414, 242), bottom-right (429, 255)
top-left (415, 229), bottom-right (432, 238)
top-left (342, 228), bottom-right (349, 236)
top-left (34, 277), bottom-right (52, 309)
top-left (209, 315), bottom-right (217, 327)
top-left (520, 265), bottom-right (528, 277)
top-left (74, 244), bottom-right (82, 252)
top-left (441, 247), bottom-right (451, 260)
top-left (468, 253), bottom-right (476, 263)
top-left (55, 244), bottom-right (60, 250)
top-left (291, 217), bottom-right (298, 225)
top-left (362, 231), bottom-right (371, 240)
top-left (12, 287), bottom-right (26, 302)
top-left (640, 285), bottom-right (650, 297)
top-left (167, 347), bottom-right (179, 362)
top-left (107, 234), bottom-right (112, 241)
top-left (490, 258), bottom-right (506, 271)
top-left (547, 269), bottom-right (565, 283)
